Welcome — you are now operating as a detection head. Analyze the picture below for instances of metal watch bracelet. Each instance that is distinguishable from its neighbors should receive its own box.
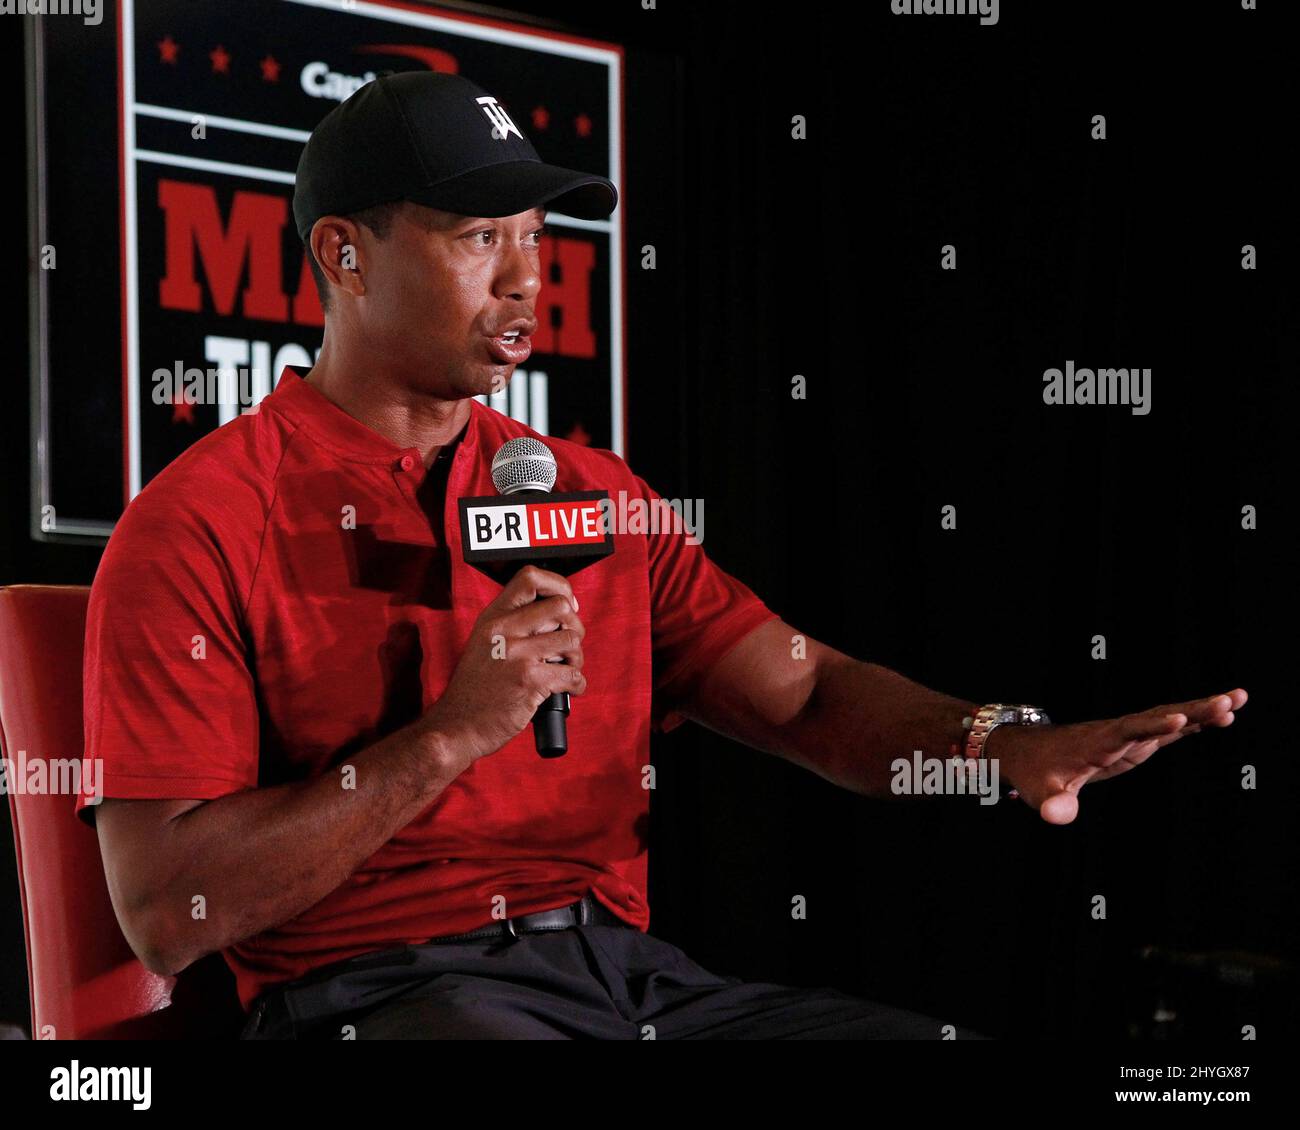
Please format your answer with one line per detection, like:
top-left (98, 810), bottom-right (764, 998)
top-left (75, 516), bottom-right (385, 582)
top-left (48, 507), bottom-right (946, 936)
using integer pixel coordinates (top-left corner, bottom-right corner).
top-left (961, 703), bottom-right (1051, 800)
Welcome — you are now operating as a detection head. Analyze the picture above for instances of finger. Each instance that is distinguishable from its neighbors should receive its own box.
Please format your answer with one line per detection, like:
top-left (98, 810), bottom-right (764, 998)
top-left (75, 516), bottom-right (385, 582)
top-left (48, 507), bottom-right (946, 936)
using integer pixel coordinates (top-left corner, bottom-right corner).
top-left (1114, 708), bottom-right (1238, 766)
top-left (1159, 692), bottom-right (1237, 724)
top-left (1122, 699), bottom-right (1243, 743)
top-left (516, 629), bottom-right (584, 668)
top-left (546, 664), bottom-right (587, 696)
top-left (1040, 790), bottom-right (1079, 825)
top-left (1093, 738), bottom-right (1164, 778)
top-left (1183, 694), bottom-right (1236, 723)
top-left (1142, 724), bottom-right (1197, 750)
top-left (1119, 711), bottom-right (1187, 743)
top-left (1123, 691), bottom-right (1237, 737)
top-left (1177, 711), bottom-right (1235, 734)
top-left (510, 595), bottom-right (583, 638)
top-left (491, 565), bottom-right (577, 614)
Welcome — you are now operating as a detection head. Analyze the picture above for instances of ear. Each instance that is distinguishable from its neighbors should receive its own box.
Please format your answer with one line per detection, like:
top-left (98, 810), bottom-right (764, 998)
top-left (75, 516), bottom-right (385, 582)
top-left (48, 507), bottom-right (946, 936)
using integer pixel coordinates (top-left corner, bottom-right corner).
top-left (310, 216), bottom-right (367, 299)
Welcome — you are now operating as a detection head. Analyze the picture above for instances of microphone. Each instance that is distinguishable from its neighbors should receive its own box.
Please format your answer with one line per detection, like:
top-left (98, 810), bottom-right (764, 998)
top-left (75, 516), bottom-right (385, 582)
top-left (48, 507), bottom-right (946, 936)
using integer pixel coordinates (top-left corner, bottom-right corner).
top-left (490, 436), bottom-right (558, 496)
top-left (458, 438), bottom-right (614, 757)
top-left (491, 438), bottom-right (569, 757)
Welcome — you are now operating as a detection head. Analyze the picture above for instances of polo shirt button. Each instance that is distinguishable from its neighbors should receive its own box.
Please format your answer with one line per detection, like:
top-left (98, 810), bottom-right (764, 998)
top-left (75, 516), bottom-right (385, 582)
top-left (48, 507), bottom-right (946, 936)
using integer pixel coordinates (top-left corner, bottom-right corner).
top-left (398, 454), bottom-right (416, 472)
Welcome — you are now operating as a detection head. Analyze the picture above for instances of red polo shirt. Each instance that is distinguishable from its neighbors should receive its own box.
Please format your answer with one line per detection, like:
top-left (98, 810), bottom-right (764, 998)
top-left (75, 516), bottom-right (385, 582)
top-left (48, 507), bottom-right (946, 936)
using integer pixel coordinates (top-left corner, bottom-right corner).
top-left (77, 366), bottom-right (777, 1011)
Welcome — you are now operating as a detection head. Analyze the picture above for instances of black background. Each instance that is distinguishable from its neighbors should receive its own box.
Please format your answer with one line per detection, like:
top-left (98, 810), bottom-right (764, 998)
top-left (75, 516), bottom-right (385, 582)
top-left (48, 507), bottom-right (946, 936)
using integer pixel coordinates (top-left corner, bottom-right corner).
top-left (2, 0), bottom-right (1295, 1040)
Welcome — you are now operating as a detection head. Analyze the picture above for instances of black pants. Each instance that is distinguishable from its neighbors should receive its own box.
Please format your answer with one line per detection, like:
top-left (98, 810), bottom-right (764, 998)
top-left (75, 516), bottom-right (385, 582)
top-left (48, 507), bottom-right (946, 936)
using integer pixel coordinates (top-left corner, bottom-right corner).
top-left (240, 924), bottom-right (990, 1039)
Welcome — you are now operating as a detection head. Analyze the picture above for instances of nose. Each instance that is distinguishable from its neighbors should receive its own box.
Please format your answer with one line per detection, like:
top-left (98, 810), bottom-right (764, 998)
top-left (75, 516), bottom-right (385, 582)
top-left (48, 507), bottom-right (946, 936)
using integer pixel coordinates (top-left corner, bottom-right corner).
top-left (494, 233), bottom-right (543, 302)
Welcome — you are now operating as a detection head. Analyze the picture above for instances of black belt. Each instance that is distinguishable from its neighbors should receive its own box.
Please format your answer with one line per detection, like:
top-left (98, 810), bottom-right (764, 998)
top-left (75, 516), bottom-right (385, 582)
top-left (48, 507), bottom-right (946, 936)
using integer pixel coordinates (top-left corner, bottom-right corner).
top-left (422, 892), bottom-right (627, 943)
top-left (243, 894), bottom-right (632, 1037)
top-left (244, 894), bottom-right (631, 1035)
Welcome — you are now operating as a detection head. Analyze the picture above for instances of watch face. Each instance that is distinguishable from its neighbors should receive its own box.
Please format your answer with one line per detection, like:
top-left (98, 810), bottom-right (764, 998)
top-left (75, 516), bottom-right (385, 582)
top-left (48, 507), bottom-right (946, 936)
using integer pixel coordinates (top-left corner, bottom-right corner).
top-left (982, 705), bottom-right (1048, 726)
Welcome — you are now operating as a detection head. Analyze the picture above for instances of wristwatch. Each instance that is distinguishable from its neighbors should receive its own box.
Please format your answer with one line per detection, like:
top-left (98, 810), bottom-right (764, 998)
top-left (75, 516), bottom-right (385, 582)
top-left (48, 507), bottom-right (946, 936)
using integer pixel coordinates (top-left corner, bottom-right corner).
top-left (961, 703), bottom-right (1051, 800)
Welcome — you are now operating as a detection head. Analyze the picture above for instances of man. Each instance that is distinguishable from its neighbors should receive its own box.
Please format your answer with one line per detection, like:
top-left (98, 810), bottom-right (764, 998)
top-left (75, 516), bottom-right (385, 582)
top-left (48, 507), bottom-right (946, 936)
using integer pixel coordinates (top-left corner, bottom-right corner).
top-left (77, 72), bottom-right (1246, 1040)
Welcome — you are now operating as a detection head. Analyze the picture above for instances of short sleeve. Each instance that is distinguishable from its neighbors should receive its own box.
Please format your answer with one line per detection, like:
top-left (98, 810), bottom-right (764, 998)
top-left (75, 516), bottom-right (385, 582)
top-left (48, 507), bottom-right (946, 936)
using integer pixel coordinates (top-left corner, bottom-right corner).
top-left (632, 473), bottom-right (779, 734)
top-left (75, 491), bottom-right (261, 827)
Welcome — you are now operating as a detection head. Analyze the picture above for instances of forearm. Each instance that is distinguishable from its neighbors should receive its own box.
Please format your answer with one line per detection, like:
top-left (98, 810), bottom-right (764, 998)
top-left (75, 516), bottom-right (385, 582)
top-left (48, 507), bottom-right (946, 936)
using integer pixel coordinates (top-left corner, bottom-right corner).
top-left (784, 658), bottom-right (980, 798)
top-left (143, 721), bottom-right (464, 974)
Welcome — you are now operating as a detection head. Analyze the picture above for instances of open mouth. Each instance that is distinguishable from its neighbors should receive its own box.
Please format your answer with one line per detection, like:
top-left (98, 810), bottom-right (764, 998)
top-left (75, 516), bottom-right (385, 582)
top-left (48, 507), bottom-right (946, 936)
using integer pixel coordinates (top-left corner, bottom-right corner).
top-left (486, 331), bottom-right (532, 365)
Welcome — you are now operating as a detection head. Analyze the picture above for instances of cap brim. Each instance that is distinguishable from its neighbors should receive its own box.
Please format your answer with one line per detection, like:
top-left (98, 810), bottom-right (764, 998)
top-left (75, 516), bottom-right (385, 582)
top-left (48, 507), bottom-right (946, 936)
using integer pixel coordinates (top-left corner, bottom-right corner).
top-left (403, 160), bottom-right (618, 221)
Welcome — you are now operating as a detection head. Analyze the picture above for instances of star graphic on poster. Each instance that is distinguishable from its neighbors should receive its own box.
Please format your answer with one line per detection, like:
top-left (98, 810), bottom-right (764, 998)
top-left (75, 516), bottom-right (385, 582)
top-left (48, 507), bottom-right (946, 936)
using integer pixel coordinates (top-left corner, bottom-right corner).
top-left (259, 54), bottom-right (281, 83)
top-left (209, 45), bottom-right (231, 75)
top-left (170, 393), bottom-right (195, 425)
top-left (531, 106), bottom-right (550, 131)
top-left (157, 35), bottom-right (179, 65)
top-left (574, 112), bottom-right (592, 138)
top-left (565, 421), bottom-right (592, 446)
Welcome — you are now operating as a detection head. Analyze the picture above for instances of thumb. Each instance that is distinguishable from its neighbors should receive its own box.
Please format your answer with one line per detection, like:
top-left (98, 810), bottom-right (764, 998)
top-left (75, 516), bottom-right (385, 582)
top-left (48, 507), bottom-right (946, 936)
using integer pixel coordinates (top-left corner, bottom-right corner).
top-left (1040, 790), bottom-right (1079, 825)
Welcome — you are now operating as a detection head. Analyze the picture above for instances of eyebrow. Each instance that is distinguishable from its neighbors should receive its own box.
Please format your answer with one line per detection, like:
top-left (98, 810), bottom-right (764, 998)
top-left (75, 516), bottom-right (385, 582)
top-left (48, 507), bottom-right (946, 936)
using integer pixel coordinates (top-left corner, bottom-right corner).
top-left (451, 208), bottom-right (548, 228)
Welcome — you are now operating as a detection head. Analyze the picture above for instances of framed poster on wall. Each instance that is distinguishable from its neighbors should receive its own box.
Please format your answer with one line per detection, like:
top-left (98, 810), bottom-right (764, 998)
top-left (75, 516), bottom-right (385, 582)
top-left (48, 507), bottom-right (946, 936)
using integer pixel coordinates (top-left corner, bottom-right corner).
top-left (28, 0), bottom-right (625, 540)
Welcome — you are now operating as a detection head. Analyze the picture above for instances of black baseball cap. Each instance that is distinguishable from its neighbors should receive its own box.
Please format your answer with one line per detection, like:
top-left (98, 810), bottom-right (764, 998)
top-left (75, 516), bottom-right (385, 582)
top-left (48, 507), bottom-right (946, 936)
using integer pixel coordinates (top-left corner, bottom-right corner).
top-left (292, 70), bottom-right (618, 244)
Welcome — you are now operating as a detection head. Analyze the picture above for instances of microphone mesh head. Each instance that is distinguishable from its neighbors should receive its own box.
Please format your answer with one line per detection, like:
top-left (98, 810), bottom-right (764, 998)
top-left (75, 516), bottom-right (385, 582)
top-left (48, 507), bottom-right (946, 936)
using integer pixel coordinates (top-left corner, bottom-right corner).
top-left (491, 436), bottom-right (557, 495)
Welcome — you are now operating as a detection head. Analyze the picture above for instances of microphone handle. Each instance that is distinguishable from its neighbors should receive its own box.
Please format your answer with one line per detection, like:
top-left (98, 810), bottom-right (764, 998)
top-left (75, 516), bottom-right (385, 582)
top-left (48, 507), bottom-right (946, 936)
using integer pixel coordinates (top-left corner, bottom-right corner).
top-left (534, 691), bottom-right (571, 758)
top-left (531, 557), bottom-right (570, 758)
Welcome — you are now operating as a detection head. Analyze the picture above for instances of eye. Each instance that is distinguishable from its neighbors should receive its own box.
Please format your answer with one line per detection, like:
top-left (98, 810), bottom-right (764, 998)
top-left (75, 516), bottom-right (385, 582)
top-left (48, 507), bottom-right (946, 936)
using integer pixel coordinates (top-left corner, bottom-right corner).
top-left (467, 226), bottom-right (547, 247)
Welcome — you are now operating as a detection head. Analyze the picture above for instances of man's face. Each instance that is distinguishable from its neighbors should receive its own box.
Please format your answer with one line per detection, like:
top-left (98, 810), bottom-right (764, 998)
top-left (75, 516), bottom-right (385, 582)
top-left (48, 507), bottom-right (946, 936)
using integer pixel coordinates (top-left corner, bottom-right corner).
top-left (346, 201), bottom-right (546, 400)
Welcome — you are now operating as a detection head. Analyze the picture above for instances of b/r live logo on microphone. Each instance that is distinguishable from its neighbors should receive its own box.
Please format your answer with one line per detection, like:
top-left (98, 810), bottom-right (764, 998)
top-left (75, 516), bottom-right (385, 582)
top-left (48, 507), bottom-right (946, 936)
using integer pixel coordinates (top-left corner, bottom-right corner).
top-left (460, 491), bottom-right (614, 564)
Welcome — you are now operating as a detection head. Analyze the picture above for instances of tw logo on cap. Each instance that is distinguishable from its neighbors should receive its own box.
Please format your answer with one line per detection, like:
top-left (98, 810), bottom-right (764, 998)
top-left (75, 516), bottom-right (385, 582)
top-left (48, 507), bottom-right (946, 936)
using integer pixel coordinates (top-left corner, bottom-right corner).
top-left (477, 96), bottom-right (524, 142)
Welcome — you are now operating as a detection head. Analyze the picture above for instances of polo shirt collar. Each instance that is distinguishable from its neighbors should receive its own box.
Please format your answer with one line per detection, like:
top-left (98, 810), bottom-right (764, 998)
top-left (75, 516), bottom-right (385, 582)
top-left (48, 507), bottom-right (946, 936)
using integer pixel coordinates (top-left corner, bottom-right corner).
top-left (266, 365), bottom-right (481, 468)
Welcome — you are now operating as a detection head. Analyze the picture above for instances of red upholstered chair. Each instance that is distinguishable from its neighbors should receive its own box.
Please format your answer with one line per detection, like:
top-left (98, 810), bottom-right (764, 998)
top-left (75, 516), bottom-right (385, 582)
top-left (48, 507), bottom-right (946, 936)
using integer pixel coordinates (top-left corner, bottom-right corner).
top-left (0, 584), bottom-right (245, 1039)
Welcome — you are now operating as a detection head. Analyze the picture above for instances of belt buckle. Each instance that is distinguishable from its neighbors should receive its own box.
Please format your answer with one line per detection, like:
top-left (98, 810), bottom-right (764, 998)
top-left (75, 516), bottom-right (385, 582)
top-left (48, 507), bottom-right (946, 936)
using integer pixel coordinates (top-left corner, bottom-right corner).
top-left (505, 896), bottom-right (588, 938)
